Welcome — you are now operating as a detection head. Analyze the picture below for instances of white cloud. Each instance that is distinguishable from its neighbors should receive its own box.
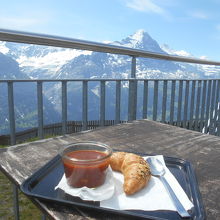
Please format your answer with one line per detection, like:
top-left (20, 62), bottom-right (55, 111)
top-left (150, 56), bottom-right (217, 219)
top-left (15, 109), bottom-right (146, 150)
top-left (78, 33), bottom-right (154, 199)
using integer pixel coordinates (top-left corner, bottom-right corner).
top-left (126, 0), bottom-right (166, 15)
top-left (189, 10), bottom-right (209, 20)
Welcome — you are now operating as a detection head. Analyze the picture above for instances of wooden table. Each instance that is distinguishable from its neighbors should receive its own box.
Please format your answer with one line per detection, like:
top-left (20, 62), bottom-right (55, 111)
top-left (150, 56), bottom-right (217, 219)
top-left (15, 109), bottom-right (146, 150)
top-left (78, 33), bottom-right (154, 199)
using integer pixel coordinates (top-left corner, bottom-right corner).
top-left (0, 119), bottom-right (219, 219)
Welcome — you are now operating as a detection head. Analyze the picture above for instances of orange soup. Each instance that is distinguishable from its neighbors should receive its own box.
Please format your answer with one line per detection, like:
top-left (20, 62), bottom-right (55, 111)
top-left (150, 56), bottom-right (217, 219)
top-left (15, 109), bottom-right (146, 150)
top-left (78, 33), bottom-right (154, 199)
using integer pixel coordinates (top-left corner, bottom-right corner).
top-left (62, 150), bottom-right (109, 188)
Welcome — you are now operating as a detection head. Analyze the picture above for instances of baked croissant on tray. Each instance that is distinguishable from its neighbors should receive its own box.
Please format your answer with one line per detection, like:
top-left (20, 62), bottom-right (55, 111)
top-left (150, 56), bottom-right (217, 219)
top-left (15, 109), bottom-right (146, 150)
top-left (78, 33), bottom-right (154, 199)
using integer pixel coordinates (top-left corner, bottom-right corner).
top-left (110, 152), bottom-right (151, 195)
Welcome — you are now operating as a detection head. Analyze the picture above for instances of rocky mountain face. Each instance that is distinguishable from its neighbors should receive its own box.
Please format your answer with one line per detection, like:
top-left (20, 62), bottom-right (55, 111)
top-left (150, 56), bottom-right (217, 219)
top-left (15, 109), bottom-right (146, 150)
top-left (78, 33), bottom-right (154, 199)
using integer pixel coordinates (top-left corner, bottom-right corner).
top-left (0, 29), bottom-right (219, 134)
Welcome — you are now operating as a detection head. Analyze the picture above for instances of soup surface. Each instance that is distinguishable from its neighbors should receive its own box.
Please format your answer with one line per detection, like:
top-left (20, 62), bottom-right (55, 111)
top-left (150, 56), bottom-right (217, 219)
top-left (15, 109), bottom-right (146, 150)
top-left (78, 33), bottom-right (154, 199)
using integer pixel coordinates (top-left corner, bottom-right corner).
top-left (62, 150), bottom-right (109, 188)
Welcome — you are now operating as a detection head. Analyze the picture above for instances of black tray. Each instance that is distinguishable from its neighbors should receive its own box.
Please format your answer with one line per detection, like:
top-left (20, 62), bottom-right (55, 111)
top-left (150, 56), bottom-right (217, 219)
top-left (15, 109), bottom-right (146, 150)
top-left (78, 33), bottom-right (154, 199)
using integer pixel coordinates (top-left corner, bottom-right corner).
top-left (21, 153), bottom-right (205, 220)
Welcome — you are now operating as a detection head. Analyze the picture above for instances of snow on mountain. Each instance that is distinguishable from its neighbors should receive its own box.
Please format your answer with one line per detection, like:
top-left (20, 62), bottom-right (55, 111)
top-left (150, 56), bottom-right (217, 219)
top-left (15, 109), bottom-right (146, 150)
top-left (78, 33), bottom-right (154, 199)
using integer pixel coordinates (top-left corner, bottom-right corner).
top-left (17, 49), bottom-right (92, 78)
top-left (113, 29), bottom-right (165, 53)
top-left (161, 44), bottom-right (192, 57)
top-left (54, 29), bottom-right (203, 81)
top-left (161, 44), bottom-right (220, 78)
top-left (0, 42), bottom-right (92, 78)
top-left (0, 42), bottom-right (9, 54)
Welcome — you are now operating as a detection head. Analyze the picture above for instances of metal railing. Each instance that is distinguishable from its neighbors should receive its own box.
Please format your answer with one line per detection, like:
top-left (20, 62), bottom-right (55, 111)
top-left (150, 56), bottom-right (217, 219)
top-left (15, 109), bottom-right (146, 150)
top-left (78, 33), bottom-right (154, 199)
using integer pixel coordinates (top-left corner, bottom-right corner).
top-left (0, 29), bottom-right (220, 220)
top-left (1, 78), bottom-right (220, 143)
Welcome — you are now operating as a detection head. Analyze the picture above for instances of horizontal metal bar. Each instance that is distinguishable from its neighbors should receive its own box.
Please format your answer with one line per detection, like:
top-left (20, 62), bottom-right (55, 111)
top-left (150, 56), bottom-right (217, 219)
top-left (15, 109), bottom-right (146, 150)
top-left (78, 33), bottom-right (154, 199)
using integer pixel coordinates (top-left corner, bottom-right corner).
top-left (1, 78), bottom-right (220, 83)
top-left (0, 29), bottom-right (220, 66)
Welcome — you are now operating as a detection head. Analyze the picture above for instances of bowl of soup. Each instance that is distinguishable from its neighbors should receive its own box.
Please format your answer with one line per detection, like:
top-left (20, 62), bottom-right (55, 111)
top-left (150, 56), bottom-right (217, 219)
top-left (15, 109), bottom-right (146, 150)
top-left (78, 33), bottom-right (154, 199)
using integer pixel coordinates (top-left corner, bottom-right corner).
top-left (60, 142), bottom-right (112, 188)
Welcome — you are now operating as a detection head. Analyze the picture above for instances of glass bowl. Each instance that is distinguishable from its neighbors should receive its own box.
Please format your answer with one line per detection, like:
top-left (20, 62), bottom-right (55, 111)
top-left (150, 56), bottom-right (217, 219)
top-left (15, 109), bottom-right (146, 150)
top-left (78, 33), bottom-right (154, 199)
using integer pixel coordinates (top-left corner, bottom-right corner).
top-left (60, 141), bottom-right (112, 188)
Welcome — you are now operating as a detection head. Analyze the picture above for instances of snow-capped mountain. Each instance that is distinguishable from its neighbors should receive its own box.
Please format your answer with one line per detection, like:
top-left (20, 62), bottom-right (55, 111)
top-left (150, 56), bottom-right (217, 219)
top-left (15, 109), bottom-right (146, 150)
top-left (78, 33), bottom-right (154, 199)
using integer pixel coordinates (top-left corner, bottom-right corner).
top-left (1, 29), bottom-right (219, 80)
top-left (52, 29), bottom-right (204, 80)
top-left (0, 29), bottom-right (219, 134)
top-left (161, 44), bottom-right (220, 79)
top-left (0, 41), bottom-right (92, 78)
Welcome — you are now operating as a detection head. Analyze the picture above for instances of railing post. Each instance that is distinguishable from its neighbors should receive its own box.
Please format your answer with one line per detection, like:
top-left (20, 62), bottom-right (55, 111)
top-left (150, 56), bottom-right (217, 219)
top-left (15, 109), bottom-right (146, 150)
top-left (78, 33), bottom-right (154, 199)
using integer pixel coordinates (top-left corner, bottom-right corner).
top-left (204, 80), bottom-right (212, 133)
top-left (128, 56), bottom-right (137, 121)
top-left (183, 80), bottom-right (190, 129)
top-left (115, 80), bottom-right (121, 124)
top-left (177, 80), bottom-right (183, 127)
top-left (62, 81), bottom-right (67, 134)
top-left (131, 56), bottom-right (136, 78)
top-left (195, 80), bottom-right (201, 131)
top-left (100, 80), bottom-right (105, 126)
top-left (37, 81), bottom-right (44, 139)
top-left (189, 81), bottom-right (196, 130)
top-left (200, 80), bottom-right (207, 132)
top-left (170, 80), bottom-right (176, 125)
top-left (7, 81), bottom-right (16, 145)
top-left (143, 80), bottom-right (148, 119)
top-left (8, 82), bottom-right (20, 220)
top-left (153, 80), bottom-right (159, 121)
top-left (161, 80), bottom-right (168, 123)
top-left (209, 80), bottom-right (217, 134)
top-left (213, 80), bottom-right (220, 135)
top-left (82, 80), bottom-right (88, 131)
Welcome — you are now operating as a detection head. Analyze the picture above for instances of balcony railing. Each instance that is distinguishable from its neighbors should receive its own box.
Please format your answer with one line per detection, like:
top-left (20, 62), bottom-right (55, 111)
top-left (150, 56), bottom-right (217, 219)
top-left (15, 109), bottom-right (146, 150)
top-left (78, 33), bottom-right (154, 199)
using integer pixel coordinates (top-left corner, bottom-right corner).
top-left (1, 78), bottom-right (220, 145)
top-left (0, 29), bottom-right (220, 219)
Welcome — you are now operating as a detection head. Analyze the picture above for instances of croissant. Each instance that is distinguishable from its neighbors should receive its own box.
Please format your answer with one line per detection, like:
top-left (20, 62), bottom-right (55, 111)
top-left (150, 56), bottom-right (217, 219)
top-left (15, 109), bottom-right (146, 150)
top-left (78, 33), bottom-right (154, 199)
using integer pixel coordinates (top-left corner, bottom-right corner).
top-left (110, 152), bottom-right (151, 195)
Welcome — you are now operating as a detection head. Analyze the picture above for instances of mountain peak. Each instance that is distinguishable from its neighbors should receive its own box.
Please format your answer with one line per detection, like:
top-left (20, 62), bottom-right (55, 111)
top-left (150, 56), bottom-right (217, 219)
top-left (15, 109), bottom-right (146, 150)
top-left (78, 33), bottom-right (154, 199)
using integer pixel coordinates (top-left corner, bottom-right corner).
top-left (116, 29), bottom-right (165, 53)
top-left (129, 29), bottom-right (146, 42)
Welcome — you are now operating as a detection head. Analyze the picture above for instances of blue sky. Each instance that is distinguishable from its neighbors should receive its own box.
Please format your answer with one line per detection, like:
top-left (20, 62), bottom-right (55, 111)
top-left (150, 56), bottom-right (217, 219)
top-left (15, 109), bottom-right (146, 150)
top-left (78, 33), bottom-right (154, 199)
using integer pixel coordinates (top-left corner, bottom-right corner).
top-left (0, 0), bottom-right (220, 60)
